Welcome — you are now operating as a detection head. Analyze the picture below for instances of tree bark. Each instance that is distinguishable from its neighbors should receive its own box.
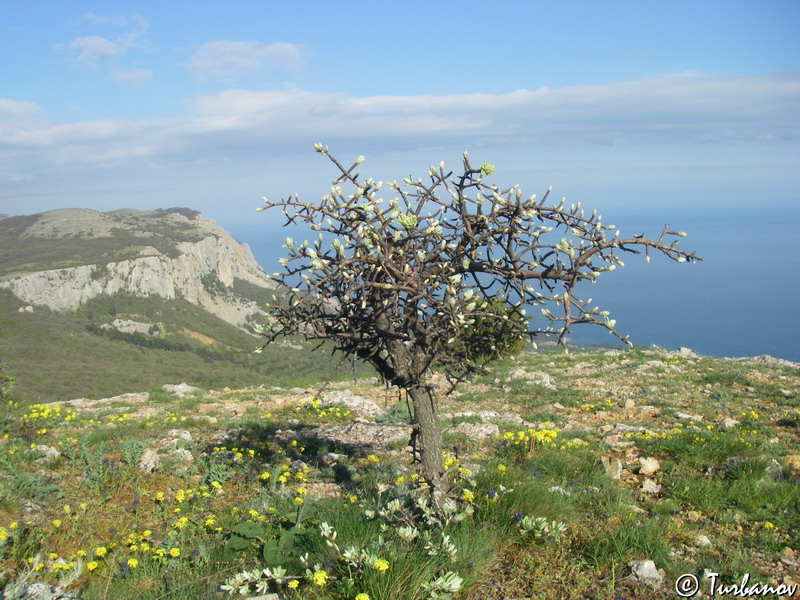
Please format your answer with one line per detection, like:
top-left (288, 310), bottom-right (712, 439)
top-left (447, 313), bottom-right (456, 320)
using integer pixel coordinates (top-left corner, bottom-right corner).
top-left (408, 385), bottom-right (446, 512)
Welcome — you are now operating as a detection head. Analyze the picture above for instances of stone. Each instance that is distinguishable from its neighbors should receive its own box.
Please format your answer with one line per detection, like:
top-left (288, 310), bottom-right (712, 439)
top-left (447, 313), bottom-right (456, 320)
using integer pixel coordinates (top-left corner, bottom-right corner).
top-left (716, 417), bottom-right (740, 430)
top-left (624, 399), bottom-right (636, 409)
top-left (315, 452), bottom-right (342, 467)
top-left (675, 411), bottom-right (703, 421)
top-left (784, 455), bottom-right (800, 477)
top-left (453, 422), bottom-right (500, 441)
top-left (166, 429), bottom-right (193, 442)
top-left (695, 534), bottom-right (712, 548)
top-left (32, 445), bottom-right (61, 459)
top-left (313, 421), bottom-right (412, 448)
top-left (16, 582), bottom-right (83, 599)
top-left (169, 448), bottom-right (194, 462)
top-left (625, 560), bottom-right (663, 587)
top-left (601, 455), bottom-right (623, 480)
top-left (641, 479), bottom-right (662, 494)
top-left (138, 448), bottom-right (161, 474)
top-left (686, 510), bottom-right (704, 522)
top-left (505, 369), bottom-right (557, 390)
top-left (639, 457), bottom-right (661, 477)
top-left (162, 383), bottom-right (203, 398)
top-left (320, 390), bottom-right (383, 417)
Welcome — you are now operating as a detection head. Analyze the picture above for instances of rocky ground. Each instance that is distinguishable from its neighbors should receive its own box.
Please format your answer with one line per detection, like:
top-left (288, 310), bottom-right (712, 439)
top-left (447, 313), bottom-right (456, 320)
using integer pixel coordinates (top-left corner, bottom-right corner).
top-left (0, 347), bottom-right (800, 600)
top-left (14, 345), bottom-right (800, 599)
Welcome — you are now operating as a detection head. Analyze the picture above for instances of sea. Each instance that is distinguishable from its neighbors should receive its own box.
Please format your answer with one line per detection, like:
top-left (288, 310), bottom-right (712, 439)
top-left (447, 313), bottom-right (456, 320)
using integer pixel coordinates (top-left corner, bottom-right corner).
top-left (233, 207), bottom-right (800, 364)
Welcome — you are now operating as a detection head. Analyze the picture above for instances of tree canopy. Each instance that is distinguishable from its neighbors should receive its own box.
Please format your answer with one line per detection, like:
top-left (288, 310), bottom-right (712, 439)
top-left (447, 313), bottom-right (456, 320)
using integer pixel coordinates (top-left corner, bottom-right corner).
top-left (258, 145), bottom-right (700, 509)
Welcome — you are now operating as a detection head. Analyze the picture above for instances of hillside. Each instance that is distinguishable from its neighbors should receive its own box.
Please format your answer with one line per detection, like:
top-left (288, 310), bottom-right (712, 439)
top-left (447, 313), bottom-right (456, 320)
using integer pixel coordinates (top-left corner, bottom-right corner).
top-left (0, 346), bottom-right (797, 599)
top-left (0, 207), bottom-right (274, 328)
top-left (0, 208), bottom-right (365, 401)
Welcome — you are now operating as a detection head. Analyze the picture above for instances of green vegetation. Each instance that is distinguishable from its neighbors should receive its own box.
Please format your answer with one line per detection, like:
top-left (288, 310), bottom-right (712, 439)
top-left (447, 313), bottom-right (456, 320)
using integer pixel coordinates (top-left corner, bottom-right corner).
top-left (0, 347), bottom-right (797, 599)
top-left (0, 290), bottom-right (370, 401)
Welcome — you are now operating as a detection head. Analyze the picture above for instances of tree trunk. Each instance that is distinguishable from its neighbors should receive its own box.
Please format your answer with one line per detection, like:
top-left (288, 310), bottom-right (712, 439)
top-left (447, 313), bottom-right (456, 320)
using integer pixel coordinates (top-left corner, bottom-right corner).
top-left (408, 385), bottom-right (446, 512)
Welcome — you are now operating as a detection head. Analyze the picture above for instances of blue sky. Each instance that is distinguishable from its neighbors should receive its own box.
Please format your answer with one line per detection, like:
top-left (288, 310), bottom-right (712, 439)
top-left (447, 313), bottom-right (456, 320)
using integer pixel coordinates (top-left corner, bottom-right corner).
top-left (1, 1), bottom-right (799, 359)
top-left (1, 1), bottom-right (797, 229)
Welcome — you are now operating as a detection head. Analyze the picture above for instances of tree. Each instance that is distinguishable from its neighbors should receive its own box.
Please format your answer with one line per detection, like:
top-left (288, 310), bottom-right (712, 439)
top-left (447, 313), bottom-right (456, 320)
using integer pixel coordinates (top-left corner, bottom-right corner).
top-left (258, 145), bottom-right (700, 511)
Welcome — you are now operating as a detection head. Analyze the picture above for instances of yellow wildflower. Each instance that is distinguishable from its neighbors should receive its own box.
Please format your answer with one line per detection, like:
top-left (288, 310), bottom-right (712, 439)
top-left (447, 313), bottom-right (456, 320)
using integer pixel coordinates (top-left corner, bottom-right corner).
top-left (311, 570), bottom-right (328, 586)
top-left (373, 558), bottom-right (389, 572)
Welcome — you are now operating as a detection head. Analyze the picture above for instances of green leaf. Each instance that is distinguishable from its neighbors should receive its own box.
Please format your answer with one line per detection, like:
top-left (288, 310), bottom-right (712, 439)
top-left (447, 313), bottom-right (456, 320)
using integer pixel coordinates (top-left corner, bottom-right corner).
top-left (226, 535), bottom-right (252, 551)
top-left (262, 539), bottom-right (282, 563)
top-left (231, 521), bottom-right (265, 539)
top-left (278, 530), bottom-right (297, 552)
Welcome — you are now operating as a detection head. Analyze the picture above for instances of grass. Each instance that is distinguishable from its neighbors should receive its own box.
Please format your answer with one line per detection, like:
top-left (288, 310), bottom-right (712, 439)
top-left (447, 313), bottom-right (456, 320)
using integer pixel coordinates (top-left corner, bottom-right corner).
top-left (0, 346), bottom-right (798, 599)
top-left (0, 290), bottom-right (372, 402)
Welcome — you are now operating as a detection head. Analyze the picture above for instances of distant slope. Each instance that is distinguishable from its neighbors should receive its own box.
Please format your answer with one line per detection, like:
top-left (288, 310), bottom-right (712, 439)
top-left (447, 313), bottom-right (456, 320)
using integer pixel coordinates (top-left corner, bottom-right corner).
top-left (0, 207), bottom-right (276, 329)
top-left (0, 207), bottom-right (371, 401)
top-left (0, 289), bottom-right (368, 402)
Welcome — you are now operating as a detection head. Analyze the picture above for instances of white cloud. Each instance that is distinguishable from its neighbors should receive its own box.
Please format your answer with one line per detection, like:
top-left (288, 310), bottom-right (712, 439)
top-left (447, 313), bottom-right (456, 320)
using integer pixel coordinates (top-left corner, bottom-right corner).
top-left (0, 99), bottom-right (40, 119)
top-left (63, 35), bottom-right (121, 67)
top-left (184, 72), bottom-right (800, 145)
top-left (80, 12), bottom-right (149, 30)
top-left (59, 13), bottom-right (151, 83)
top-left (1, 73), bottom-right (797, 174)
top-left (184, 41), bottom-right (306, 82)
top-left (110, 68), bottom-right (153, 87)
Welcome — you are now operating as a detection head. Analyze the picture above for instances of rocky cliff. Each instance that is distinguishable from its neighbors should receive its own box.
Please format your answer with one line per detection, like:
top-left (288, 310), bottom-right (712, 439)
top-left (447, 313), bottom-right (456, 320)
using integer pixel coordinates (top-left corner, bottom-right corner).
top-left (0, 208), bottom-right (276, 328)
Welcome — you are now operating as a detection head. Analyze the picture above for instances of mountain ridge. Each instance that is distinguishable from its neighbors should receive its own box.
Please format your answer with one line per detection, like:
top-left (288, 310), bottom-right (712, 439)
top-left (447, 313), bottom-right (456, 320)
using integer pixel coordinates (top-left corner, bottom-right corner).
top-left (0, 207), bottom-right (364, 402)
top-left (0, 207), bottom-right (277, 329)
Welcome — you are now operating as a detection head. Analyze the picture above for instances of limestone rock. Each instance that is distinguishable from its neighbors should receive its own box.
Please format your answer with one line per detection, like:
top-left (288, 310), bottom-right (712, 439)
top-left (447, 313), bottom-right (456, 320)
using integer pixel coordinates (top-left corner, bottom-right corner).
top-left (716, 417), bottom-right (740, 430)
top-left (505, 369), bottom-right (557, 389)
top-left (101, 319), bottom-right (153, 335)
top-left (138, 448), bottom-right (161, 474)
top-left (452, 422), bottom-right (500, 441)
top-left (313, 421), bottom-right (412, 448)
top-left (695, 534), bottom-right (712, 548)
top-left (641, 479), bottom-right (662, 494)
top-left (601, 455), bottom-right (623, 480)
top-left (32, 445), bottom-right (61, 460)
top-left (0, 210), bottom-right (276, 329)
top-left (319, 390), bottom-right (382, 418)
top-left (784, 455), bottom-right (800, 477)
top-left (675, 411), bottom-right (703, 422)
top-left (625, 560), bottom-right (664, 587)
top-left (162, 383), bottom-right (203, 398)
top-left (639, 457), bottom-right (661, 477)
top-left (169, 448), bottom-right (194, 463)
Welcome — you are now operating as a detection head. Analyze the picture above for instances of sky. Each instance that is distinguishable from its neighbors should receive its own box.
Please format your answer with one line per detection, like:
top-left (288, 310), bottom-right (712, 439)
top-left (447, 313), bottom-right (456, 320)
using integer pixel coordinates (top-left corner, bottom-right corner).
top-left (1, 1), bottom-right (799, 359)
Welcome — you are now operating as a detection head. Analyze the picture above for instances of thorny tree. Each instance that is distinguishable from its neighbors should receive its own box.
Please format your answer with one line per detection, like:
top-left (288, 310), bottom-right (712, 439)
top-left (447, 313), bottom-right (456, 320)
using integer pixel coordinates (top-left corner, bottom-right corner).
top-left (258, 145), bottom-right (700, 511)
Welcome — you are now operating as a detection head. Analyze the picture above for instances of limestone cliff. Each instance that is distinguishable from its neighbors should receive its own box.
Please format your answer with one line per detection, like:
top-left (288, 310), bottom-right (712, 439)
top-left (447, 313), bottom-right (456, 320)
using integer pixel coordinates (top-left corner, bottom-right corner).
top-left (0, 208), bottom-right (276, 329)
